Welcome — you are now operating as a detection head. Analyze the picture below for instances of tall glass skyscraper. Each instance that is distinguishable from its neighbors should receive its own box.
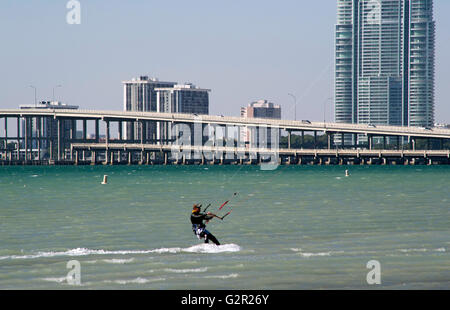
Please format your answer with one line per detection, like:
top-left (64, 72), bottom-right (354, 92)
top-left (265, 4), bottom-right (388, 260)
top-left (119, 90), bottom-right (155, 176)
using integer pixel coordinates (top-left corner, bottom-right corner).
top-left (335, 0), bottom-right (435, 144)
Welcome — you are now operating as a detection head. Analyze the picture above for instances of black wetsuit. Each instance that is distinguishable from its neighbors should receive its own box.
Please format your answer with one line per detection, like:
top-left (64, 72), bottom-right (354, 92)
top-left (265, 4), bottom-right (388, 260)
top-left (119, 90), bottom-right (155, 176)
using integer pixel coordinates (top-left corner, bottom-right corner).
top-left (190, 212), bottom-right (220, 245)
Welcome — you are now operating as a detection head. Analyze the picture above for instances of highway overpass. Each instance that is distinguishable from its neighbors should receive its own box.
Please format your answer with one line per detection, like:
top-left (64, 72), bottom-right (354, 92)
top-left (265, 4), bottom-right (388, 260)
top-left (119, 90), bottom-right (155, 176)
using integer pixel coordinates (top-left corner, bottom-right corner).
top-left (1, 109), bottom-right (449, 165)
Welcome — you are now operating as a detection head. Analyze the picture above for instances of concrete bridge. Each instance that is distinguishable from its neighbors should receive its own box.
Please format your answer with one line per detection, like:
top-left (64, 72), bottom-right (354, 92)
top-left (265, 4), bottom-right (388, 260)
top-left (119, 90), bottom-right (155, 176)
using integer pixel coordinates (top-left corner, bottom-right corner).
top-left (0, 109), bottom-right (449, 165)
top-left (1, 108), bottom-right (450, 139)
top-left (67, 143), bottom-right (450, 166)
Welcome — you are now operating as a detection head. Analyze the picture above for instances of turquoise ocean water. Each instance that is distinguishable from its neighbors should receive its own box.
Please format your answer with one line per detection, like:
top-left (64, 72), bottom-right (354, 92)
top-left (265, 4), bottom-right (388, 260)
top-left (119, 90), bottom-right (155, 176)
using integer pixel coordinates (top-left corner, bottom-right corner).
top-left (0, 165), bottom-right (449, 289)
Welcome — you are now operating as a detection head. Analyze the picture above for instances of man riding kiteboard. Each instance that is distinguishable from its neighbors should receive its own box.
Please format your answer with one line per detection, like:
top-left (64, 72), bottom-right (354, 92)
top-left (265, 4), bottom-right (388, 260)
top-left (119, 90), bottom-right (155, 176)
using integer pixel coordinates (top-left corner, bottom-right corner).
top-left (190, 204), bottom-right (221, 246)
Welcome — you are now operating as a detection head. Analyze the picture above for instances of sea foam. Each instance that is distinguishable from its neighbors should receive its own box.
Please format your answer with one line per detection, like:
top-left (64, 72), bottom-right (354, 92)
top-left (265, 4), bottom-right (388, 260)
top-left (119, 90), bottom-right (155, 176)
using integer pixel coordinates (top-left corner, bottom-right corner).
top-left (163, 267), bottom-right (208, 273)
top-left (0, 244), bottom-right (241, 260)
top-left (105, 277), bottom-right (165, 285)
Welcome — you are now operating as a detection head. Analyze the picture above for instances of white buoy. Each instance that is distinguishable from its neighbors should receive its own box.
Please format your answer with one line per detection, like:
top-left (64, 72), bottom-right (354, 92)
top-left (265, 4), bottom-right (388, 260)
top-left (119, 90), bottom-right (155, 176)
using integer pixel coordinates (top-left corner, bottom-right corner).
top-left (101, 175), bottom-right (108, 184)
top-left (345, 170), bottom-right (349, 177)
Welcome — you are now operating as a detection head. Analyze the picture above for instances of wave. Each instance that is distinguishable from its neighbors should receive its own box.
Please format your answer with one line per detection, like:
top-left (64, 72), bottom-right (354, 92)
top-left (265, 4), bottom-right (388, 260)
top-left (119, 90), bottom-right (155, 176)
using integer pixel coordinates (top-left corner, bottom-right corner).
top-left (398, 248), bottom-right (446, 253)
top-left (104, 277), bottom-right (165, 285)
top-left (183, 244), bottom-right (241, 254)
top-left (0, 248), bottom-right (157, 260)
top-left (102, 258), bottom-right (135, 264)
top-left (42, 277), bottom-right (67, 283)
top-left (163, 267), bottom-right (208, 273)
top-left (0, 244), bottom-right (241, 261)
top-left (290, 248), bottom-right (342, 258)
top-left (299, 252), bottom-right (332, 258)
top-left (204, 273), bottom-right (239, 279)
top-left (398, 248), bottom-right (428, 253)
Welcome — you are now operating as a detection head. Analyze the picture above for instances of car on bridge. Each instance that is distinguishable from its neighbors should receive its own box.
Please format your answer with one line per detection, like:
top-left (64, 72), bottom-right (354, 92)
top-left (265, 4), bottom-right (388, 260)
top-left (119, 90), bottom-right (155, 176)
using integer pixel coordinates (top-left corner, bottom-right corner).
top-left (418, 127), bottom-right (433, 131)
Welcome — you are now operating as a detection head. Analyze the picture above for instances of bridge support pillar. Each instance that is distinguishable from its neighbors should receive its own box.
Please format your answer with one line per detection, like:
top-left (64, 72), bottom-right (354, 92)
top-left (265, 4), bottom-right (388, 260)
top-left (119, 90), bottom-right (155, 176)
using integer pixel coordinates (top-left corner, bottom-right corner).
top-left (4, 117), bottom-right (7, 150)
top-left (138, 151), bottom-right (144, 165)
top-left (105, 120), bottom-right (110, 144)
top-left (82, 120), bottom-right (87, 141)
top-left (95, 119), bottom-right (99, 143)
top-left (288, 131), bottom-right (291, 149)
top-left (16, 116), bottom-right (20, 161)
top-left (368, 135), bottom-right (373, 150)
top-left (24, 116), bottom-right (29, 162)
top-left (36, 117), bottom-right (41, 161)
top-left (57, 118), bottom-right (63, 161)
top-left (116, 150), bottom-right (120, 163)
top-left (314, 131), bottom-right (317, 149)
top-left (91, 151), bottom-right (96, 165)
top-left (118, 121), bottom-right (123, 141)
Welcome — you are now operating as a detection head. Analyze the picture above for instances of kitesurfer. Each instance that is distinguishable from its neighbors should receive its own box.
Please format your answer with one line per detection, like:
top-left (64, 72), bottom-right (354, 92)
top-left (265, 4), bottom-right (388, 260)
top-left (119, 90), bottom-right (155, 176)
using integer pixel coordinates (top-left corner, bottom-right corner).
top-left (190, 204), bottom-right (221, 246)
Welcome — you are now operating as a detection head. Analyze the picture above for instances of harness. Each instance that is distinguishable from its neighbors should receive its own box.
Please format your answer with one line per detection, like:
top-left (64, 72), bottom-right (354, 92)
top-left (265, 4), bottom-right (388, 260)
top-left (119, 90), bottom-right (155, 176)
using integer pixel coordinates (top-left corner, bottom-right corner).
top-left (192, 224), bottom-right (208, 239)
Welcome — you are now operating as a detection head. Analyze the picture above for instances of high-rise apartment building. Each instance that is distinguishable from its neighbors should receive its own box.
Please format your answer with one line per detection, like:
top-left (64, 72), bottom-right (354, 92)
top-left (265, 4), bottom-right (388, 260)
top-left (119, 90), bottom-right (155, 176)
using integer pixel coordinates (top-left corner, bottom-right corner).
top-left (155, 83), bottom-right (210, 143)
top-left (155, 83), bottom-right (209, 115)
top-left (123, 76), bottom-right (177, 141)
top-left (335, 0), bottom-right (435, 144)
top-left (123, 76), bottom-right (210, 143)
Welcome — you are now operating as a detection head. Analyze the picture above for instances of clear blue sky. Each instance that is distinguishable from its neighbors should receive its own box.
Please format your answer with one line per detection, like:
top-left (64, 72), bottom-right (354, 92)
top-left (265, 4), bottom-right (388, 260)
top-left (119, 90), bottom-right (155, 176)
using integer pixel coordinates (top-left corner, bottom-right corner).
top-left (1, 0), bottom-right (449, 123)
